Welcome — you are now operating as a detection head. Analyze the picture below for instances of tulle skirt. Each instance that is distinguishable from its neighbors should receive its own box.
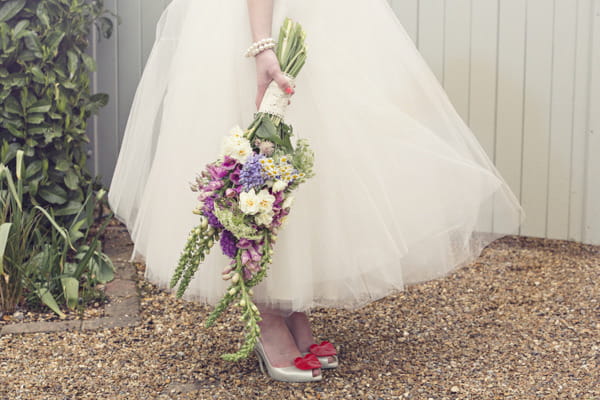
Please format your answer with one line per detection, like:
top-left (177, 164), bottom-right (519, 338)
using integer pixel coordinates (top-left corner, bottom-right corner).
top-left (108, 0), bottom-right (525, 311)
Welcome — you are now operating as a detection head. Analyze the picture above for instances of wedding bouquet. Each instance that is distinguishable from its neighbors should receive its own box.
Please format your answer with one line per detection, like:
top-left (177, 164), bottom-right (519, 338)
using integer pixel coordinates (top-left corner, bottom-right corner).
top-left (170, 18), bottom-right (314, 361)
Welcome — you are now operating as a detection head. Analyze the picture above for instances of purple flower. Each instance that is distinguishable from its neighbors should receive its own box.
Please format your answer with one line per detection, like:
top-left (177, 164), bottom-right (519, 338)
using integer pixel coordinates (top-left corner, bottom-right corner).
top-left (222, 156), bottom-right (238, 170)
top-left (237, 238), bottom-right (255, 249)
top-left (229, 170), bottom-right (241, 185)
top-left (239, 154), bottom-right (266, 191)
top-left (202, 197), bottom-right (223, 229)
top-left (220, 230), bottom-right (238, 258)
top-left (206, 180), bottom-right (224, 191)
top-left (207, 164), bottom-right (228, 180)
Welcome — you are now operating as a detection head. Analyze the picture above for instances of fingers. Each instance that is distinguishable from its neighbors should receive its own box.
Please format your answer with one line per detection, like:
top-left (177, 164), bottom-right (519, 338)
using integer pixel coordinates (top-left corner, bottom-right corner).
top-left (272, 71), bottom-right (295, 95)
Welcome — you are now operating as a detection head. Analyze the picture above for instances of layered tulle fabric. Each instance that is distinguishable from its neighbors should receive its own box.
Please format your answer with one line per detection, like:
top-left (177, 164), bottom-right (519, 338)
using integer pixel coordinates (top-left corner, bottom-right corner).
top-left (108, 0), bottom-right (525, 311)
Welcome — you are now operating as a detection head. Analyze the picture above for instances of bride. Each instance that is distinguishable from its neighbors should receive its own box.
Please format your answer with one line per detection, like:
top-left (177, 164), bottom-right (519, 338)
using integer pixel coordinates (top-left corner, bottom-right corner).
top-left (109, 0), bottom-right (525, 382)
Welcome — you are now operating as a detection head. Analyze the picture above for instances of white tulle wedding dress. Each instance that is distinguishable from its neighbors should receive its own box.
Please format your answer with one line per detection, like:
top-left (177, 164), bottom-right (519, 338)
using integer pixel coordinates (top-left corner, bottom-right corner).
top-left (108, 0), bottom-right (525, 311)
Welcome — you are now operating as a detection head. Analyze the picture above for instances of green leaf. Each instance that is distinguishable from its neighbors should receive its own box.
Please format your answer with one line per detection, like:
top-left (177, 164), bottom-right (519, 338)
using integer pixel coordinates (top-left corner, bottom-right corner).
top-left (81, 53), bottom-right (96, 72)
top-left (45, 31), bottom-right (65, 55)
top-left (11, 19), bottom-right (29, 38)
top-left (93, 254), bottom-right (115, 283)
top-left (26, 113), bottom-right (45, 125)
top-left (0, 0), bottom-right (26, 23)
top-left (29, 65), bottom-right (45, 83)
top-left (36, 2), bottom-right (50, 27)
top-left (38, 185), bottom-right (68, 204)
top-left (55, 200), bottom-right (85, 218)
top-left (86, 93), bottom-right (108, 114)
top-left (0, 222), bottom-right (12, 276)
top-left (60, 276), bottom-right (79, 309)
top-left (67, 50), bottom-right (78, 80)
top-left (54, 158), bottom-right (70, 172)
top-left (25, 160), bottom-right (42, 178)
top-left (23, 31), bottom-right (42, 53)
top-left (4, 95), bottom-right (21, 115)
top-left (63, 169), bottom-right (79, 190)
top-left (36, 286), bottom-right (65, 318)
top-left (28, 99), bottom-right (52, 113)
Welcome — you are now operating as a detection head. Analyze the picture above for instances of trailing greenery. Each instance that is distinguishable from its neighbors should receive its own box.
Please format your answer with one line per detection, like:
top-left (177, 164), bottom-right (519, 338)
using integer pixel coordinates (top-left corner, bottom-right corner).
top-left (0, 0), bottom-right (113, 221)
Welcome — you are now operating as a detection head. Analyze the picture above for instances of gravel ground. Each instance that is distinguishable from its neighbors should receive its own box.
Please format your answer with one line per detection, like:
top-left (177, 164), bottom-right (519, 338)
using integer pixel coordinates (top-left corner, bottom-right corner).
top-left (0, 232), bottom-right (598, 400)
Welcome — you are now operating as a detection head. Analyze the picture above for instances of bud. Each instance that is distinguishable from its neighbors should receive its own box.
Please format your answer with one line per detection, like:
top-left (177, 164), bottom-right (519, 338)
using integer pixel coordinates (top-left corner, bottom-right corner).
top-left (228, 287), bottom-right (237, 296)
top-left (200, 216), bottom-right (208, 229)
top-left (248, 289), bottom-right (254, 296)
top-left (239, 299), bottom-right (246, 307)
top-left (231, 273), bottom-right (240, 283)
top-left (222, 273), bottom-right (232, 281)
top-left (251, 304), bottom-right (258, 313)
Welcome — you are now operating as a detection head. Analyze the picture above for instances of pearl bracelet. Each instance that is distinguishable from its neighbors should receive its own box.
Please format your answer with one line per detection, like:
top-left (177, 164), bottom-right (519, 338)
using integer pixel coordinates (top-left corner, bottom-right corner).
top-left (245, 37), bottom-right (276, 57)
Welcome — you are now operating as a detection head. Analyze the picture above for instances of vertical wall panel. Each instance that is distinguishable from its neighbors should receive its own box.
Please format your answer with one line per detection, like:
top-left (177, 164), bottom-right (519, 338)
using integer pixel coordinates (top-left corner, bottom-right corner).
top-left (469, 0), bottom-right (499, 231)
top-left (494, 0), bottom-right (527, 234)
top-left (520, 0), bottom-right (555, 237)
top-left (569, 0), bottom-right (593, 242)
top-left (93, 0), bottom-right (118, 183)
top-left (389, 0), bottom-right (419, 43)
top-left (418, 0), bottom-right (445, 82)
top-left (116, 0), bottom-right (142, 144)
top-left (585, 0), bottom-right (600, 243)
top-left (547, 0), bottom-right (578, 240)
top-left (443, 0), bottom-right (471, 120)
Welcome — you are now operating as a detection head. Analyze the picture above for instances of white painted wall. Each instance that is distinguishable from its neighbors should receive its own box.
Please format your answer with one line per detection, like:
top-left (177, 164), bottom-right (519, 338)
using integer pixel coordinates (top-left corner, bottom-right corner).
top-left (88, 0), bottom-right (600, 245)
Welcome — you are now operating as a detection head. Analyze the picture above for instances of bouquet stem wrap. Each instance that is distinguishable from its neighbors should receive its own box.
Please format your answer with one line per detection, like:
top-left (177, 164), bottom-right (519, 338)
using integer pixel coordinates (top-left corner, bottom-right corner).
top-left (170, 18), bottom-right (313, 362)
top-left (258, 75), bottom-right (294, 119)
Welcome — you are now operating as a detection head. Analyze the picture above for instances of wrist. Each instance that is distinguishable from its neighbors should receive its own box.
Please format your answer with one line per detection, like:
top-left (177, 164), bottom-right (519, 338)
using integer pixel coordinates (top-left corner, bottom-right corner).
top-left (245, 37), bottom-right (276, 58)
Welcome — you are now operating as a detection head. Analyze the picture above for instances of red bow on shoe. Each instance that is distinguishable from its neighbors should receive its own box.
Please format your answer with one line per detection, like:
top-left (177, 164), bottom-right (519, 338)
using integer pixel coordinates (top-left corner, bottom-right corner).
top-left (294, 353), bottom-right (322, 370)
top-left (309, 341), bottom-right (337, 357)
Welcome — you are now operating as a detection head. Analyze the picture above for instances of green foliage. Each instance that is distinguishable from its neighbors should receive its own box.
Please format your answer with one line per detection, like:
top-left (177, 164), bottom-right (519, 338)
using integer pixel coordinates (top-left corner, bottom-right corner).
top-left (0, 151), bottom-right (43, 313)
top-left (0, 150), bottom-right (115, 315)
top-left (0, 0), bottom-right (113, 221)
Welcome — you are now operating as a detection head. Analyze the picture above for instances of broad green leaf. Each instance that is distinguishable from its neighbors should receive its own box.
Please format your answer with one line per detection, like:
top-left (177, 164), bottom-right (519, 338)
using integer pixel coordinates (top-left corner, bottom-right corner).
top-left (67, 50), bottom-right (78, 79)
top-left (23, 31), bottom-right (42, 52)
top-left (29, 65), bottom-right (45, 83)
top-left (93, 253), bottom-right (115, 283)
top-left (38, 186), bottom-right (68, 204)
top-left (60, 276), bottom-right (79, 309)
top-left (46, 32), bottom-right (65, 56)
top-left (81, 53), bottom-right (96, 72)
top-left (11, 19), bottom-right (29, 38)
top-left (54, 200), bottom-right (83, 217)
top-left (36, 286), bottom-right (65, 318)
top-left (25, 160), bottom-right (42, 178)
top-left (0, 0), bottom-right (26, 23)
top-left (4, 95), bottom-right (21, 115)
top-left (26, 113), bottom-right (45, 124)
top-left (28, 99), bottom-right (51, 113)
top-left (36, 2), bottom-right (50, 27)
top-left (0, 222), bottom-right (12, 276)
top-left (55, 158), bottom-right (70, 172)
top-left (63, 169), bottom-right (79, 190)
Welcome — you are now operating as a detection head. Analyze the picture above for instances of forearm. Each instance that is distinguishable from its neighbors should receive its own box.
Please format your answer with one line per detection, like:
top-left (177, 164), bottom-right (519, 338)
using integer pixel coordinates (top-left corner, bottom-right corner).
top-left (247, 0), bottom-right (274, 41)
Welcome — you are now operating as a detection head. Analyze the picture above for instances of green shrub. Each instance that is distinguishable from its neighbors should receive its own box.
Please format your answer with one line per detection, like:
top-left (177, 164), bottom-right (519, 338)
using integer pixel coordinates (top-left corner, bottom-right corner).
top-left (0, 0), bottom-right (113, 221)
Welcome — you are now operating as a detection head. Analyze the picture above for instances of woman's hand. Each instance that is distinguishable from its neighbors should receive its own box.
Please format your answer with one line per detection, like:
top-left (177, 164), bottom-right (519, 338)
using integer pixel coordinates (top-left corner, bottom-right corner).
top-left (254, 49), bottom-right (295, 109)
